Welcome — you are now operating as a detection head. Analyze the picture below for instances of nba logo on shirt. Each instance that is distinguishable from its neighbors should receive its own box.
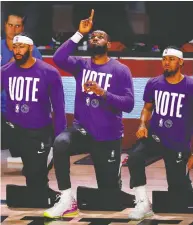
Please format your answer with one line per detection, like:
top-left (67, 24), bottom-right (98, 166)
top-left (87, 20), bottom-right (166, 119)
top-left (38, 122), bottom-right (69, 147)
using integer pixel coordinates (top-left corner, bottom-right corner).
top-left (15, 104), bottom-right (20, 113)
top-left (15, 37), bottom-right (19, 42)
top-left (159, 118), bottom-right (163, 127)
top-left (86, 97), bottom-right (90, 106)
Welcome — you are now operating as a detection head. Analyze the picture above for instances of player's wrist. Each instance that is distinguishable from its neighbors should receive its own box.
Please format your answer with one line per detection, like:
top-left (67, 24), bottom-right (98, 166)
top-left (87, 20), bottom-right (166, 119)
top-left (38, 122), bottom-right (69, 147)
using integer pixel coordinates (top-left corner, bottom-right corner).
top-left (78, 30), bottom-right (88, 36)
top-left (139, 123), bottom-right (146, 129)
top-left (100, 89), bottom-right (106, 98)
top-left (71, 31), bottom-right (84, 43)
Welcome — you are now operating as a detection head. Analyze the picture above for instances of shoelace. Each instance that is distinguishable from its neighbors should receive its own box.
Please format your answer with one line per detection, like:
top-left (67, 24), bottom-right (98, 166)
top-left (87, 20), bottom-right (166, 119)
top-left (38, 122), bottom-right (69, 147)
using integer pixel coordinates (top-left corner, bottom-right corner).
top-left (55, 194), bottom-right (61, 202)
top-left (52, 196), bottom-right (76, 209)
top-left (133, 199), bottom-right (145, 210)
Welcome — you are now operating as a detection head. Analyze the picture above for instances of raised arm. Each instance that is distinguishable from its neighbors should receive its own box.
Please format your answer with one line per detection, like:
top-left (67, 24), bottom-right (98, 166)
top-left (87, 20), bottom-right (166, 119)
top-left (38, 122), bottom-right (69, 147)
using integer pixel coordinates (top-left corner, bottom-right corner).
top-left (53, 9), bottom-right (94, 75)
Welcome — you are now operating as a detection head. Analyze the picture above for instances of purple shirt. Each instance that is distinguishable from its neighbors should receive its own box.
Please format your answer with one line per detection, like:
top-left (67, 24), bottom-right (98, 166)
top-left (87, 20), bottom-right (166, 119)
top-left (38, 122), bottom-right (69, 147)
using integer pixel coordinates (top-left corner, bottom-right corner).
top-left (1, 59), bottom-right (66, 137)
top-left (143, 75), bottom-right (193, 152)
top-left (53, 39), bottom-right (134, 141)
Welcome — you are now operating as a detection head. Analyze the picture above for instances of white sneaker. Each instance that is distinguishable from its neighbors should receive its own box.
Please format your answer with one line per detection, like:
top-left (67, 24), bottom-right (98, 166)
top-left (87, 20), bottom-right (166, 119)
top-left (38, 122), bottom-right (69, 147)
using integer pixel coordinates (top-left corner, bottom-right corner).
top-left (128, 199), bottom-right (154, 220)
top-left (44, 195), bottom-right (78, 218)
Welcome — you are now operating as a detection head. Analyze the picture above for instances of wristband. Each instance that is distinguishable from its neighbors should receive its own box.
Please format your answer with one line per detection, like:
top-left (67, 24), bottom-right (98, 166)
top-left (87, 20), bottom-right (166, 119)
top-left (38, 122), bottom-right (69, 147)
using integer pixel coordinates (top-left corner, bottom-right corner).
top-left (71, 32), bottom-right (83, 43)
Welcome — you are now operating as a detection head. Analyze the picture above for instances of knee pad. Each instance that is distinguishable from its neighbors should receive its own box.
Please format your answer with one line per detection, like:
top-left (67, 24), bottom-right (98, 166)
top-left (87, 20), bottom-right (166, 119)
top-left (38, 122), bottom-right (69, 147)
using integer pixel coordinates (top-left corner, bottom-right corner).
top-left (77, 186), bottom-right (135, 211)
top-left (152, 191), bottom-right (193, 213)
top-left (6, 185), bottom-right (60, 208)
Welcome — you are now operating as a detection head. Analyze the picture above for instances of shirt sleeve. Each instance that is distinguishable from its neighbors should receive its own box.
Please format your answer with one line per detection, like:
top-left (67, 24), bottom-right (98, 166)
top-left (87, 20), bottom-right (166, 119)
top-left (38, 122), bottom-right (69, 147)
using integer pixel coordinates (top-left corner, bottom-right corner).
top-left (32, 46), bottom-right (43, 60)
top-left (48, 69), bottom-right (67, 137)
top-left (1, 68), bottom-right (4, 90)
top-left (143, 78), bottom-right (154, 103)
top-left (0, 64), bottom-right (8, 90)
top-left (53, 39), bottom-right (82, 75)
top-left (105, 66), bottom-right (134, 113)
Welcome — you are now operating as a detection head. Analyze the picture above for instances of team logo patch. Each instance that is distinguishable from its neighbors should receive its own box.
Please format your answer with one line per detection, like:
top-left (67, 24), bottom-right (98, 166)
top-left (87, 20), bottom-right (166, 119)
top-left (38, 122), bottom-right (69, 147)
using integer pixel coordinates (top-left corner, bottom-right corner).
top-left (152, 134), bottom-right (160, 142)
top-left (164, 119), bottom-right (173, 128)
top-left (86, 97), bottom-right (90, 106)
top-left (91, 99), bottom-right (99, 108)
top-left (21, 104), bottom-right (29, 113)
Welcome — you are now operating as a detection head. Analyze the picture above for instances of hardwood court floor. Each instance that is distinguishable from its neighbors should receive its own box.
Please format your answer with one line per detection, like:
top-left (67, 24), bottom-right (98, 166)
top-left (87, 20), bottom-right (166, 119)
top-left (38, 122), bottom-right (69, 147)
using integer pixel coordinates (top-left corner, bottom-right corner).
top-left (1, 150), bottom-right (193, 225)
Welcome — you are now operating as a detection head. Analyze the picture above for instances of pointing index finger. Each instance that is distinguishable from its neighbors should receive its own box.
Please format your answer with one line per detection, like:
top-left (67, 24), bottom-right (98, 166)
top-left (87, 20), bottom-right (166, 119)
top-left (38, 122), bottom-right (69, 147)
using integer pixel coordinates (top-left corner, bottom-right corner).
top-left (89, 9), bottom-right (94, 21)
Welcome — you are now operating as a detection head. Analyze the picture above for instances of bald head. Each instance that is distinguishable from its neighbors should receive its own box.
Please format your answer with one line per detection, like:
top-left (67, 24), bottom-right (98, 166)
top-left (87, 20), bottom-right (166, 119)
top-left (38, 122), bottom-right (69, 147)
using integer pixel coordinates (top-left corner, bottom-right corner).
top-left (91, 30), bottom-right (110, 42)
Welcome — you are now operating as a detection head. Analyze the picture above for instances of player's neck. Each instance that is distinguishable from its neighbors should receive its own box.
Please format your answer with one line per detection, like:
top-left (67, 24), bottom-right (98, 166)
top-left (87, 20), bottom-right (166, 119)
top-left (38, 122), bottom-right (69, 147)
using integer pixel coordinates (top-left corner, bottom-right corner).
top-left (6, 38), bottom-right (13, 51)
top-left (19, 57), bottom-right (36, 69)
top-left (91, 54), bottom-right (110, 65)
top-left (165, 71), bottom-right (184, 84)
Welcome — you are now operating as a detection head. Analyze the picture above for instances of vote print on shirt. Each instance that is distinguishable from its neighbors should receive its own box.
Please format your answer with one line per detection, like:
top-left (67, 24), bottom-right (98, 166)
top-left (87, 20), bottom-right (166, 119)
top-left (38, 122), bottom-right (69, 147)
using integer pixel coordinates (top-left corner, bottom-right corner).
top-left (9, 76), bottom-right (40, 113)
top-left (154, 90), bottom-right (185, 128)
top-left (81, 69), bottom-right (113, 94)
top-left (81, 69), bottom-right (113, 108)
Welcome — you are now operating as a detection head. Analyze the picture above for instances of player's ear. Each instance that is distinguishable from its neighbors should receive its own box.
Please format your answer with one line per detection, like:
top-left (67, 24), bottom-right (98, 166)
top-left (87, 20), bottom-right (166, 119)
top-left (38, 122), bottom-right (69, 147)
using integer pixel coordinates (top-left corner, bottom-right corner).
top-left (107, 42), bottom-right (111, 50)
top-left (29, 45), bottom-right (34, 52)
top-left (179, 58), bottom-right (184, 67)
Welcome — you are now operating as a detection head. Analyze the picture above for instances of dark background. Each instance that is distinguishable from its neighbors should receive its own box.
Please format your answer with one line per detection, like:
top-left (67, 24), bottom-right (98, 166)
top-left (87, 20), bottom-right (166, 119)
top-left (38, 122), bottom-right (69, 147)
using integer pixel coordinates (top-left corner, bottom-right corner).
top-left (1, 1), bottom-right (193, 51)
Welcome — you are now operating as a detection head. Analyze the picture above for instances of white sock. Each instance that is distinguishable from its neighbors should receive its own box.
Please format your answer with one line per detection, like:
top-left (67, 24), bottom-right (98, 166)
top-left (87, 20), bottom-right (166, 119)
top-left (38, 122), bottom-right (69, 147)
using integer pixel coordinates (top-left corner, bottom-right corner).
top-left (60, 188), bottom-right (72, 198)
top-left (134, 185), bottom-right (149, 202)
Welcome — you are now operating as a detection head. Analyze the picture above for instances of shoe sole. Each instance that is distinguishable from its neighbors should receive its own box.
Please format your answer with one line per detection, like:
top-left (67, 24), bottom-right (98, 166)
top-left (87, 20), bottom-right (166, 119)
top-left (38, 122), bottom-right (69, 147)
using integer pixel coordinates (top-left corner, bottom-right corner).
top-left (44, 210), bottom-right (78, 219)
top-left (129, 211), bottom-right (154, 221)
top-left (62, 210), bottom-right (79, 217)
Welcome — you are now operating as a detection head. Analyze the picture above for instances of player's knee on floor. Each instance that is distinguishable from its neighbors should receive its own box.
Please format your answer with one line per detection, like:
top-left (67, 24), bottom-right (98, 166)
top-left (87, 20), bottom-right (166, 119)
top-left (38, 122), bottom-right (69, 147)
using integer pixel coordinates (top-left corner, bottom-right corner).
top-left (53, 131), bottom-right (71, 152)
top-left (168, 183), bottom-right (193, 192)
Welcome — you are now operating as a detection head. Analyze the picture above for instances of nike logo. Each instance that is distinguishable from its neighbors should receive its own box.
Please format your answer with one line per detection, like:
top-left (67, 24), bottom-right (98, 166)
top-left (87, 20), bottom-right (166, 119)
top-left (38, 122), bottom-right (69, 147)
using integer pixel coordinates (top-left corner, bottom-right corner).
top-left (78, 128), bottom-right (87, 135)
top-left (176, 160), bottom-right (182, 163)
top-left (108, 159), bottom-right (116, 163)
top-left (37, 150), bottom-right (46, 154)
top-left (6, 122), bottom-right (14, 128)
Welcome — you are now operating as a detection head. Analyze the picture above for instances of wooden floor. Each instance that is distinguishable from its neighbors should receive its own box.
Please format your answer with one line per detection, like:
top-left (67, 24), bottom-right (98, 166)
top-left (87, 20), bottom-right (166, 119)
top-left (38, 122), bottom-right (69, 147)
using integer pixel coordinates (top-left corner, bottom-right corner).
top-left (1, 150), bottom-right (193, 225)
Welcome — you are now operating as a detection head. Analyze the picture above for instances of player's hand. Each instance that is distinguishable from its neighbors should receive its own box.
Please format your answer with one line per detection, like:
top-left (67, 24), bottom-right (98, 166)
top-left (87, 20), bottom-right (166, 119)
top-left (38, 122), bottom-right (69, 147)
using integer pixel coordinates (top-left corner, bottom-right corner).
top-left (84, 81), bottom-right (105, 96)
top-left (136, 125), bottom-right (148, 139)
top-left (187, 154), bottom-right (193, 170)
top-left (79, 9), bottom-right (94, 35)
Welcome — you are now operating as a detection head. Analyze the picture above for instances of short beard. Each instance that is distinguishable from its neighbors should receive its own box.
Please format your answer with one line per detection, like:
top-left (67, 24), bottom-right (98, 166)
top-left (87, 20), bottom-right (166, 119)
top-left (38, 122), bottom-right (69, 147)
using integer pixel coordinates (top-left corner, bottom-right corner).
top-left (14, 50), bottom-right (30, 66)
top-left (88, 44), bottom-right (108, 56)
top-left (163, 67), bottom-right (179, 77)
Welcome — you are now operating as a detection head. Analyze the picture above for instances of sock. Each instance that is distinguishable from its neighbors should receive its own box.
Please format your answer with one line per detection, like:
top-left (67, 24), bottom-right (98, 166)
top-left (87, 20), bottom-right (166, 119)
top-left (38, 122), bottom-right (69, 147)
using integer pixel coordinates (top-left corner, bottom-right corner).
top-left (134, 185), bottom-right (149, 202)
top-left (60, 188), bottom-right (72, 198)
